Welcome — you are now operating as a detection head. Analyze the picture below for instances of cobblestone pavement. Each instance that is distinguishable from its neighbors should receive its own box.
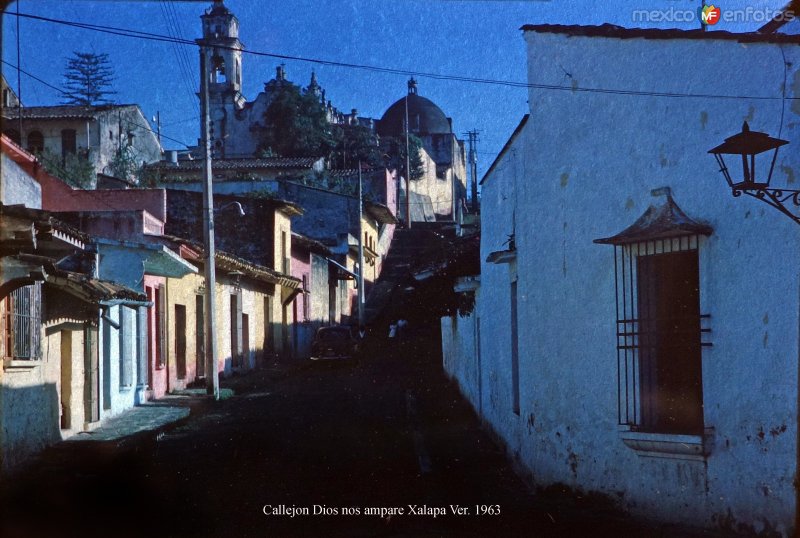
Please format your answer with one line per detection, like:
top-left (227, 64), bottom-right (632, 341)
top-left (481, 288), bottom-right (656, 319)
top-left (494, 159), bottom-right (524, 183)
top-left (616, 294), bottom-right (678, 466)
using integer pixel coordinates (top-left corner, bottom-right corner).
top-left (66, 403), bottom-right (192, 443)
top-left (1, 331), bottom-right (730, 538)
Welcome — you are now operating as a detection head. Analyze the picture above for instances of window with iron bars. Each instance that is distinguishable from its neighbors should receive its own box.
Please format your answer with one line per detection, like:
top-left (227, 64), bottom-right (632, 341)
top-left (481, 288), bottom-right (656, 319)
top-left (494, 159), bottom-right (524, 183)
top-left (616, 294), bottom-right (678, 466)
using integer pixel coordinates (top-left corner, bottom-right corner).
top-left (3, 283), bottom-right (42, 361)
top-left (612, 236), bottom-right (712, 435)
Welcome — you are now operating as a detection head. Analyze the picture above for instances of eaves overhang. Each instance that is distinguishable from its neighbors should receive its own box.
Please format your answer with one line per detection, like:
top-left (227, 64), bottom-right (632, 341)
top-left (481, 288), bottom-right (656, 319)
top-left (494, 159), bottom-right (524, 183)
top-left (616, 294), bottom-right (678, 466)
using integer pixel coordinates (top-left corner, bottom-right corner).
top-left (95, 238), bottom-right (198, 278)
top-left (486, 249), bottom-right (517, 264)
top-left (594, 193), bottom-right (712, 246)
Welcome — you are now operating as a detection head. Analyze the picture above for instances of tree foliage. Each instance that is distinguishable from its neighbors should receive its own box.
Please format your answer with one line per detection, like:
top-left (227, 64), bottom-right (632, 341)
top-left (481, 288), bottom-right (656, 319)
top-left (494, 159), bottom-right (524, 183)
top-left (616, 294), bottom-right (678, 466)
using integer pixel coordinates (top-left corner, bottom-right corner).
top-left (258, 83), bottom-right (334, 158)
top-left (62, 52), bottom-right (117, 106)
top-left (330, 124), bottom-right (382, 169)
top-left (107, 145), bottom-right (143, 184)
top-left (381, 134), bottom-right (425, 181)
top-left (37, 149), bottom-right (95, 189)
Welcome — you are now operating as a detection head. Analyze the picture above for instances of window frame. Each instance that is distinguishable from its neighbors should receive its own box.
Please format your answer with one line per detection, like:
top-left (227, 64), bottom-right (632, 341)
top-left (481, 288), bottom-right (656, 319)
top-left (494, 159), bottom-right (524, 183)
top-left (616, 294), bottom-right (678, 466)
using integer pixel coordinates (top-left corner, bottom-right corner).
top-left (2, 283), bottom-right (43, 364)
top-left (27, 130), bottom-right (44, 153)
top-left (611, 236), bottom-right (712, 436)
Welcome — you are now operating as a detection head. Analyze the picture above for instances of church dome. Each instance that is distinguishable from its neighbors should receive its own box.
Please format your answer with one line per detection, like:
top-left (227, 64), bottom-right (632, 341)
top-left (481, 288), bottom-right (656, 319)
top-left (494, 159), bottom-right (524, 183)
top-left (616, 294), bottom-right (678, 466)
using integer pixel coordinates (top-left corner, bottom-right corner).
top-left (377, 79), bottom-right (451, 137)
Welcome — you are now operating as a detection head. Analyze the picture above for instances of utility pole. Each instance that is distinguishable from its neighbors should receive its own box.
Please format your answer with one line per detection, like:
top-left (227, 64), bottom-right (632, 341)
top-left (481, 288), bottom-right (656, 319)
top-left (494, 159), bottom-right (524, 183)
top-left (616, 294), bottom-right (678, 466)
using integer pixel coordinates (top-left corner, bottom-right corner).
top-left (199, 46), bottom-right (220, 400)
top-left (357, 161), bottom-right (365, 328)
top-left (15, 0), bottom-right (22, 140)
top-left (404, 82), bottom-right (412, 228)
top-left (466, 130), bottom-right (480, 213)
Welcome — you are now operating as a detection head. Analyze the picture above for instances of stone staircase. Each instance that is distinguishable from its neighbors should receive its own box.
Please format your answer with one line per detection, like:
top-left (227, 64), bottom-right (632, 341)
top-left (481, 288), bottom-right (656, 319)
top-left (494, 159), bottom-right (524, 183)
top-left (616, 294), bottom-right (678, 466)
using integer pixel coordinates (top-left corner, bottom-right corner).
top-left (364, 222), bottom-right (455, 323)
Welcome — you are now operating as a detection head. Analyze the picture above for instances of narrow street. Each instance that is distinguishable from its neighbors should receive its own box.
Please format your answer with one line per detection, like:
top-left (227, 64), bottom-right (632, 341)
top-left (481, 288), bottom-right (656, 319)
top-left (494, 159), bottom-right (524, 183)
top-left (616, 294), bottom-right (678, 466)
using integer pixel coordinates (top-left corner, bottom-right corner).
top-left (1, 329), bottom-right (711, 538)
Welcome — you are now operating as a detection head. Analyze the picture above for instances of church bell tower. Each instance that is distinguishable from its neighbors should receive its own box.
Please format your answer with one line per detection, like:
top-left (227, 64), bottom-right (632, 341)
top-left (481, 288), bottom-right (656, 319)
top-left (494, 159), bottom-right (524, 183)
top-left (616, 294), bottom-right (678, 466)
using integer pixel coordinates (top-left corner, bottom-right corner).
top-left (198, 0), bottom-right (244, 157)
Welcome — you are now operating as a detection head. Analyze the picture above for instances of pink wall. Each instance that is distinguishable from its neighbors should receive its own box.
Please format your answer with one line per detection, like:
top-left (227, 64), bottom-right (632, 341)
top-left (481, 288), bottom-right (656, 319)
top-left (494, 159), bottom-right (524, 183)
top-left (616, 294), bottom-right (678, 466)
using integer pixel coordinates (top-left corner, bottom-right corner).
top-left (383, 169), bottom-right (397, 216)
top-left (291, 248), bottom-right (311, 323)
top-left (65, 210), bottom-right (164, 242)
top-left (144, 275), bottom-right (168, 400)
top-left (39, 174), bottom-right (167, 223)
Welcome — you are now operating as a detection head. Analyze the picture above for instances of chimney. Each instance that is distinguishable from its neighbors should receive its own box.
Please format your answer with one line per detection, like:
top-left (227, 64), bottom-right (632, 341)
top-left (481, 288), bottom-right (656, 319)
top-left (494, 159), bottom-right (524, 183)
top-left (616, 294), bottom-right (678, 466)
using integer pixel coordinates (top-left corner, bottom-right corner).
top-left (169, 150), bottom-right (178, 164)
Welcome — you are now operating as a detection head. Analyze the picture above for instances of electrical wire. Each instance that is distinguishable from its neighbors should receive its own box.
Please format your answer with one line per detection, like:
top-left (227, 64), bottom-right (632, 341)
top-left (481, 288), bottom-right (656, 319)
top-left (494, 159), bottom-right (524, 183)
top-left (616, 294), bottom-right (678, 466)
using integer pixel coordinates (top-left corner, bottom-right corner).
top-left (159, 0), bottom-right (200, 116)
top-left (8, 11), bottom-right (799, 101)
top-left (0, 59), bottom-right (191, 147)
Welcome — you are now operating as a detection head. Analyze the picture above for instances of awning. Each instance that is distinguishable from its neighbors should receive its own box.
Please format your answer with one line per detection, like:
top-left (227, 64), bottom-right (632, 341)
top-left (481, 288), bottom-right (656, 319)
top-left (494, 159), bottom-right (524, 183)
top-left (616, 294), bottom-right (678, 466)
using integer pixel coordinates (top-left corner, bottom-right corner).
top-left (594, 194), bottom-right (712, 246)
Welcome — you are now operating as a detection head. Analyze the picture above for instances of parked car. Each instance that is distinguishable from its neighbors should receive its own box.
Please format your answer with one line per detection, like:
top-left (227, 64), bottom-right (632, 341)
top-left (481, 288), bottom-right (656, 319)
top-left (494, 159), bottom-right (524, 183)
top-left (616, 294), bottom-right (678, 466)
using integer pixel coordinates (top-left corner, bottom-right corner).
top-left (310, 326), bottom-right (359, 361)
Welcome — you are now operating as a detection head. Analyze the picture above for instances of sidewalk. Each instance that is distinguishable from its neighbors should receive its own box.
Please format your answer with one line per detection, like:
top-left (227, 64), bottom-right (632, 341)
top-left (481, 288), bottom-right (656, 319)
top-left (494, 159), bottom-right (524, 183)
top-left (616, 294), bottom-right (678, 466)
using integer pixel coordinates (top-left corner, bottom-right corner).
top-left (67, 403), bottom-right (190, 444)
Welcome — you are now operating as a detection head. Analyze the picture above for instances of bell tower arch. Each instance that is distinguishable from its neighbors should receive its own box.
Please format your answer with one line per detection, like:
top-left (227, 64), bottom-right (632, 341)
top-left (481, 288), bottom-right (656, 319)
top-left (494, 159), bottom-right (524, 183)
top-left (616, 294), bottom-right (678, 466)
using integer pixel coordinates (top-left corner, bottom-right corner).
top-left (197, 0), bottom-right (245, 157)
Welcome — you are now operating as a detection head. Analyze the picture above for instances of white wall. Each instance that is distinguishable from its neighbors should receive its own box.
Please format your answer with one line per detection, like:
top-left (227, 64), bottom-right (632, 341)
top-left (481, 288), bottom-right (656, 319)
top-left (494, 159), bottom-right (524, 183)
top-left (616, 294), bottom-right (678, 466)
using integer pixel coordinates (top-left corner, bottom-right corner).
top-left (441, 307), bottom-right (481, 409)
top-left (98, 305), bottom-right (138, 419)
top-left (458, 31), bottom-right (800, 535)
top-left (1, 153), bottom-right (41, 208)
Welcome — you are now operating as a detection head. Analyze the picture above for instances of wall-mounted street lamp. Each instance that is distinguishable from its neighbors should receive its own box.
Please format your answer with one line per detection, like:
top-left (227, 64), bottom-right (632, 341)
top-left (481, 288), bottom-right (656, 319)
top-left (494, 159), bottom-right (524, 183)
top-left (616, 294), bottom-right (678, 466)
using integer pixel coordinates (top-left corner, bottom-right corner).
top-left (216, 201), bottom-right (245, 216)
top-left (708, 122), bottom-right (796, 224)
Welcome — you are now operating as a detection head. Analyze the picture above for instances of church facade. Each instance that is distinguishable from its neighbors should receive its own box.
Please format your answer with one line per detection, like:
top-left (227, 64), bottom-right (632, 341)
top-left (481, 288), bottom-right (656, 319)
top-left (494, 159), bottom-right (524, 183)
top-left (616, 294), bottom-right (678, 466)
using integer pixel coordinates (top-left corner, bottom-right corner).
top-left (195, 0), bottom-right (467, 220)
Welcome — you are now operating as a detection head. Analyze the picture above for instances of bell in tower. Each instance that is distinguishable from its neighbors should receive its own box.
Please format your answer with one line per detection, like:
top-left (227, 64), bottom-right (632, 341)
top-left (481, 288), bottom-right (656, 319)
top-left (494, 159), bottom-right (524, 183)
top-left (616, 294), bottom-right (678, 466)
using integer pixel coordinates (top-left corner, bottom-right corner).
top-left (199, 0), bottom-right (243, 95)
top-left (197, 0), bottom-right (247, 158)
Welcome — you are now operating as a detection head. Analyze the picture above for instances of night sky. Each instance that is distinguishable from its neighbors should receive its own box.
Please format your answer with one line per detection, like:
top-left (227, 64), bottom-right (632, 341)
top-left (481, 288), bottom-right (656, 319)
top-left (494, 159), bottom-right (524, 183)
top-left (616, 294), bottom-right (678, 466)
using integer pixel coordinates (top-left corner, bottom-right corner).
top-left (1, 0), bottom-right (788, 177)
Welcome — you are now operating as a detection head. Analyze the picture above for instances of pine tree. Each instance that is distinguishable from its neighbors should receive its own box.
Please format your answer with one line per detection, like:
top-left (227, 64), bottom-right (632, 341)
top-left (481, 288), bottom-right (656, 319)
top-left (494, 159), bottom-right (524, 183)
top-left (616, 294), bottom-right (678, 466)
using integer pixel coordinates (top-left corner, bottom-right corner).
top-left (62, 52), bottom-right (117, 106)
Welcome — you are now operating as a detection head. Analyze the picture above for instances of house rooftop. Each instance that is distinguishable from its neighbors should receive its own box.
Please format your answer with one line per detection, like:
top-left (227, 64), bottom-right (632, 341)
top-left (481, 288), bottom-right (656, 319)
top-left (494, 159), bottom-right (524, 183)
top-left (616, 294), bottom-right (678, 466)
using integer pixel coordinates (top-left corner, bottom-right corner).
top-left (152, 234), bottom-right (300, 289)
top-left (2, 103), bottom-right (144, 120)
top-left (291, 232), bottom-right (332, 256)
top-left (0, 203), bottom-right (89, 248)
top-left (47, 268), bottom-right (148, 304)
top-left (481, 115), bottom-right (529, 186)
top-left (147, 157), bottom-right (323, 172)
top-left (521, 23), bottom-right (800, 44)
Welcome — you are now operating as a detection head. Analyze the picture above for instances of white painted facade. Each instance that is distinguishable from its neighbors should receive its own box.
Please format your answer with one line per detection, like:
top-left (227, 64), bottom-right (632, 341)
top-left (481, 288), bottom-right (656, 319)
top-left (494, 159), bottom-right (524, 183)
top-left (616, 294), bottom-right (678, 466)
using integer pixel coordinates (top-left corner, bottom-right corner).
top-left (446, 28), bottom-right (800, 535)
top-left (98, 304), bottom-right (140, 420)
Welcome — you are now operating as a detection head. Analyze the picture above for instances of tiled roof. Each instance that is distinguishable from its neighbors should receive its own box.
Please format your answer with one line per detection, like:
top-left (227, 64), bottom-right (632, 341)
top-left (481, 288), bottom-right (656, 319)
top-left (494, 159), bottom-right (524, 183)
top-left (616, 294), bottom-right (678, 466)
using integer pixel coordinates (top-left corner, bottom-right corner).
top-left (48, 269), bottom-right (147, 303)
top-left (2, 104), bottom-right (139, 120)
top-left (147, 157), bottom-right (321, 171)
top-left (327, 167), bottom-right (381, 178)
top-left (365, 201), bottom-right (398, 225)
top-left (0, 203), bottom-right (90, 248)
top-left (521, 24), bottom-right (800, 43)
top-left (152, 234), bottom-right (300, 289)
top-left (594, 194), bottom-right (713, 245)
top-left (13, 254), bottom-right (146, 303)
top-left (412, 233), bottom-right (480, 280)
top-left (291, 232), bottom-right (332, 256)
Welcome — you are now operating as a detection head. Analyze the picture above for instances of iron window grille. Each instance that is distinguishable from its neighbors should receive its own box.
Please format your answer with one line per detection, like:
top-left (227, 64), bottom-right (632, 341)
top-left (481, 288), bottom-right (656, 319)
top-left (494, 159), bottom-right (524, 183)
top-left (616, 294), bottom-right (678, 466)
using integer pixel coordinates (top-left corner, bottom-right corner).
top-left (3, 283), bottom-right (42, 361)
top-left (611, 236), bottom-right (712, 435)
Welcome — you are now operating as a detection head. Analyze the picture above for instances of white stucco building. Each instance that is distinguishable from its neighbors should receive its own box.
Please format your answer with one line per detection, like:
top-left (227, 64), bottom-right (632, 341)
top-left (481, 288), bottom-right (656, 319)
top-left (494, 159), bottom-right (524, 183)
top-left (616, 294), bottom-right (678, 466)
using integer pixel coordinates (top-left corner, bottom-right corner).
top-left (443, 24), bottom-right (800, 535)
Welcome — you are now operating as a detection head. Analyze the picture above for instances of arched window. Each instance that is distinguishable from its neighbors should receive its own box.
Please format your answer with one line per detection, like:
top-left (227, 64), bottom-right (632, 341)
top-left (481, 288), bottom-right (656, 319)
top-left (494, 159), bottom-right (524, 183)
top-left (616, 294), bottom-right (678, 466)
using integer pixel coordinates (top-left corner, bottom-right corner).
top-left (26, 130), bottom-right (44, 153)
top-left (212, 55), bottom-right (227, 83)
top-left (236, 59), bottom-right (241, 86)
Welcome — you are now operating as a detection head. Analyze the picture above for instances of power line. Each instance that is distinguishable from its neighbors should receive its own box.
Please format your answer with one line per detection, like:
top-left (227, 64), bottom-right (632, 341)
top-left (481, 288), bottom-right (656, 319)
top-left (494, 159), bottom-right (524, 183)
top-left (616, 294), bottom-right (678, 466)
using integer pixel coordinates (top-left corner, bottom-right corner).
top-left (0, 59), bottom-right (79, 100)
top-left (159, 0), bottom-right (200, 116)
top-left (8, 11), bottom-right (798, 102)
top-left (1, 59), bottom-right (191, 148)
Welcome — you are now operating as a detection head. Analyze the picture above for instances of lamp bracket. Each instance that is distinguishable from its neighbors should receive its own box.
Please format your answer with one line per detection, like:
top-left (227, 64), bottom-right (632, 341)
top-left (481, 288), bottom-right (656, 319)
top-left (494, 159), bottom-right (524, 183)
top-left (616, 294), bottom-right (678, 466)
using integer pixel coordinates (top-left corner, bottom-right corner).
top-left (733, 187), bottom-right (800, 226)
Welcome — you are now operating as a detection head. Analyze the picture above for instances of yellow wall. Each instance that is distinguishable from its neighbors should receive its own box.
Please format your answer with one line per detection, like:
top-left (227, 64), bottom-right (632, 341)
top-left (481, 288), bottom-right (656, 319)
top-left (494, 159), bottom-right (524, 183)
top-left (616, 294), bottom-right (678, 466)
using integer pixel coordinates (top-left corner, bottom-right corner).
top-left (165, 271), bottom-right (280, 384)
top-left (164, 272), bottom-right (205, 391)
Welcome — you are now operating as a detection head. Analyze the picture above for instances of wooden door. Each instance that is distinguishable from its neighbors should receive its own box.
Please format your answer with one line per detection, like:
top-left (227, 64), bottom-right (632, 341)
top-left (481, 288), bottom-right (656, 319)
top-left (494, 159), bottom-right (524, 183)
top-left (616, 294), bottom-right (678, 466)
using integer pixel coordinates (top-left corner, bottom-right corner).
top-left (175, 304), bottom-right (187, 380)
top-left (195, 295), bottom-right (205, 379)
top-left (83, 323), bottom-right (99, 424)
